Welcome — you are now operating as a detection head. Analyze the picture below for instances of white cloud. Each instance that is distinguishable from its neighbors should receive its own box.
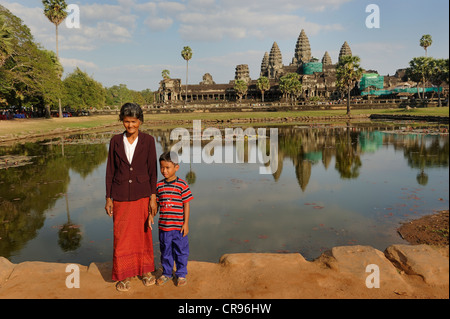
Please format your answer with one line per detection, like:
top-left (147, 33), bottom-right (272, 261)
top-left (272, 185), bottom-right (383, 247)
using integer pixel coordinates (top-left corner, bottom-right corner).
top-left (217, 0), bottom-right (351, 13)
top-left (60, 57), bottom-right (98, 70)
top-left (157, 1), bottom-right (186, 13)
top-left (2, 1), bottom-right (137, 52)
top-left (3, 0), bottom-right (347, 49)
top-left (137, 0), bottom-right (347, 42)
top-left (144, 16), bottom-right (174, 31)
top-left (177, 10), bottom-right (343, 42)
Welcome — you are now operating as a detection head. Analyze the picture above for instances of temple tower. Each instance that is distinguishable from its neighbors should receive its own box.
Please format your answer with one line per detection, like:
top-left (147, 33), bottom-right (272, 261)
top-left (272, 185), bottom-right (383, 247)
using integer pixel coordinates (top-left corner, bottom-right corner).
top-left (268, 42), bottom-right (283, 79)
top-left (235, 64), bottom-right (251, 83)
top-left (260, 52), bottom-right (269, 77)
top-left (292, 29), bottom-right (312, 65)
top-left (322, 51), bottom-right (332, 65)
top-left (339, 41), bottom-right (352, 62)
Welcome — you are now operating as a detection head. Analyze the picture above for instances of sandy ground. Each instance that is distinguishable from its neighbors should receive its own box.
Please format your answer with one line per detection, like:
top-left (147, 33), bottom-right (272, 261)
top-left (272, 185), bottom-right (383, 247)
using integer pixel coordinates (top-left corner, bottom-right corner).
top-left (1, 212), bottom-right (447, 300)
top-left (0, 244), bottom-right (448, 300)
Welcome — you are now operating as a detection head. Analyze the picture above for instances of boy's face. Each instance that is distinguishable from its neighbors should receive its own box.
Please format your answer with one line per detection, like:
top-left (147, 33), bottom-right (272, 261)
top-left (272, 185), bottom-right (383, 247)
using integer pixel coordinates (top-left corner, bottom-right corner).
top-left (160, 160), bottom-right (179, 181)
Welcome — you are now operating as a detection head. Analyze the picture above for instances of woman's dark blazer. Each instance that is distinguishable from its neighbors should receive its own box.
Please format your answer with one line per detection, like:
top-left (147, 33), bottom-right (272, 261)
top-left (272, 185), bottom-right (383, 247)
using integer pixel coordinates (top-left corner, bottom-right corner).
top-left (106, 131), bottom-right (158, 202)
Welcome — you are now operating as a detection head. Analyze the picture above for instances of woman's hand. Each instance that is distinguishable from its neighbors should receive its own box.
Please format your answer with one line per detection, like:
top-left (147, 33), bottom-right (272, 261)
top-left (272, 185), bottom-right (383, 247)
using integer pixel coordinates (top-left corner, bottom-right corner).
top-left (105, 198), bottom-right (113, 217)
top-left (149, 194), bottom-right (157, 216)
top-left (147, 214), bottom-right (154, 230)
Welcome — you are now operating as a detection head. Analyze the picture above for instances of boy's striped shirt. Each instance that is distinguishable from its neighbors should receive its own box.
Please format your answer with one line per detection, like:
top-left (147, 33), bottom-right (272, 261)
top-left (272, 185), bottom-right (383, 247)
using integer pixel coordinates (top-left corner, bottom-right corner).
top-left (156, 177), bottom-right (193, 231)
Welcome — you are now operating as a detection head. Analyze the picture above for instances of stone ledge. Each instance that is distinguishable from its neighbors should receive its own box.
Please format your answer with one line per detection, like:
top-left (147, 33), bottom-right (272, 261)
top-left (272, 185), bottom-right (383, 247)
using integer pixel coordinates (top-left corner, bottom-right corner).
top-left (0, 244), bottom-right (448, 299)
top-left (385, 244), bottom-right (449, 285)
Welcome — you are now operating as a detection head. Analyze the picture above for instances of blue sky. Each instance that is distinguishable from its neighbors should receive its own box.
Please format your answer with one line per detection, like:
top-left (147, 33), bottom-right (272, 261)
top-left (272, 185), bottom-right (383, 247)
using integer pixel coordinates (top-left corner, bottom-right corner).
top-left (1, 0), bottom-right (449, 91)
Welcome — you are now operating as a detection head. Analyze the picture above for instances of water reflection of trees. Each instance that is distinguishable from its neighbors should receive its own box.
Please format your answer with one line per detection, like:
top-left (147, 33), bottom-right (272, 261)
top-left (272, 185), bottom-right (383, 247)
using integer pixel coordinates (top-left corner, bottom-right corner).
top-left (390, 133), bottom-right (449, 186)
top-left (277, 125), bottom-right (363, 190)
top-left (277, 125), bottom-right (449, 191)
top-left (150, 125), bottom-right (449, 192)
top-left (0, 138), bottom-right (108, 259)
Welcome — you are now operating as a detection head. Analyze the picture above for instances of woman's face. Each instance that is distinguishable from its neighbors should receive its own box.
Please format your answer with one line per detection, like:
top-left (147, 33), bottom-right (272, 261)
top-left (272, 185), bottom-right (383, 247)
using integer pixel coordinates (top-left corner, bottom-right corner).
top-left (122, 116), bottom-right (141, 136)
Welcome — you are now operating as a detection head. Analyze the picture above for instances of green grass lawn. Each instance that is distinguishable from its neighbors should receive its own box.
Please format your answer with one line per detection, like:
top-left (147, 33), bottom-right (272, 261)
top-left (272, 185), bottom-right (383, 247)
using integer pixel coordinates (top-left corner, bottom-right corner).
top-left (1, 107), bottom-right (448, 140)
top-left (143, 107), bottom-right (449, 121)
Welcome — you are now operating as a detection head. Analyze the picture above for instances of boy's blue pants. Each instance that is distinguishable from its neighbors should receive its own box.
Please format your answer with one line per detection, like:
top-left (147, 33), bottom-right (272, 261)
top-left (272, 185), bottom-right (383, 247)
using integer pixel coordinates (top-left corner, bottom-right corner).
top-left (159, 230), bottom-right (189, 278)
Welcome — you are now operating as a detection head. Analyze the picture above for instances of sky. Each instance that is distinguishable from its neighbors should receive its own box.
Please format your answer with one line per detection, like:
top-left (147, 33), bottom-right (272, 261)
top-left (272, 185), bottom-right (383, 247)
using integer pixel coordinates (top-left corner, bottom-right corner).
top-left (1, 0), bottom-right (449, 91)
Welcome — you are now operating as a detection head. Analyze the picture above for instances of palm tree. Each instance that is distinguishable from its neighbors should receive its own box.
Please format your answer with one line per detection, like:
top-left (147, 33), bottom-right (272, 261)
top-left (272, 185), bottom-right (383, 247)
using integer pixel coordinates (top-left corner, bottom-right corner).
top-left (257, 76), bottom-right (270, 103)
top-left (161, 69), bottom-right (170, 80)
top-left (336, 55), bottom-right (363, 115)
top-left (407, 56), bottom-right (434, 100)
top-left (234, 79), bottom-right (248, 103)
top-left (279, 73), bottom-right (302, 105)
top-left (420, 35), bottom-right (432, 57)
top-left (430, 58), bottom-right (449, 107)
top-left (42, 0), bottom-right (67, 118)
top-left (181, 46), bottom-right (193, 105)
top-left (0, 14), bottom-right (13, 68)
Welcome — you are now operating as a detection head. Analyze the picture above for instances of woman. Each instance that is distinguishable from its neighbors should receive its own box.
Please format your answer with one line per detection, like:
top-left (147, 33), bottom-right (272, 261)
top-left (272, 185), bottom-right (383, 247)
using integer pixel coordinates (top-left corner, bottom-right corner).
top-left (105, 103), bottom-right (158, 292)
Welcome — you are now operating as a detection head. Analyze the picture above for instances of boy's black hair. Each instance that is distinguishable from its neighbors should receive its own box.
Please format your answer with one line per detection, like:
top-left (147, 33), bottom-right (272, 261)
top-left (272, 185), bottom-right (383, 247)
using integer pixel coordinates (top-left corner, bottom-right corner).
top-left (119, 103), bottom-right (144, 122)
top-left (159, 151), bottom-right (179, 165)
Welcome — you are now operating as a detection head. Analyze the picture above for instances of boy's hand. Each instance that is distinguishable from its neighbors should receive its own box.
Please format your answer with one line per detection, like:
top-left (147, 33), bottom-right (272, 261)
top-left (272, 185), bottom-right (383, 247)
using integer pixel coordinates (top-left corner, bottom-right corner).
top-left (181, 224), bottom-right (189, 237)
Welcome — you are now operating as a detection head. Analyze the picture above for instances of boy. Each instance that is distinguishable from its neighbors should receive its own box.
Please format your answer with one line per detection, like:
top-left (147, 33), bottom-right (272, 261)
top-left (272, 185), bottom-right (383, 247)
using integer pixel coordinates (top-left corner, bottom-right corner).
top-left (154, 151), bottom-right (193, 287)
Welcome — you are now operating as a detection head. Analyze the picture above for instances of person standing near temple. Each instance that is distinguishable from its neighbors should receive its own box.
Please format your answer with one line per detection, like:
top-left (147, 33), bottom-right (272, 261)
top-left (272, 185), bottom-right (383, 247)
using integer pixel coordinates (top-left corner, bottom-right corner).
top-left (105, 103), bottom-right (158, 292)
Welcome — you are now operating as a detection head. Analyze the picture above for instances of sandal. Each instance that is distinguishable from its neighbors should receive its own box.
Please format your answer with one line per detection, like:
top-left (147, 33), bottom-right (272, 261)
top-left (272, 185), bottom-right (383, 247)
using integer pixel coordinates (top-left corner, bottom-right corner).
top-left (142, 273), bottom-right (156, 287)
top-left (177, 277), bottom-right (187, 287)
top-left (156, 275), bottom-right (172, 286)
top-left (116, 279), bottom-right (131, 292)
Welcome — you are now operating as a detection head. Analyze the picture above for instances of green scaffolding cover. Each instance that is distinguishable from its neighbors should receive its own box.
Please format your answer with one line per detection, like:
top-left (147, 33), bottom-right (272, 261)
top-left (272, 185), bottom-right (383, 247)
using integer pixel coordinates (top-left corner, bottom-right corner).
top-left (360, 73), bottom-right (384, 91)
top-left (361, 87), bottom-right (442, 96)
top-left (302, 62), bottom-right (323, 75)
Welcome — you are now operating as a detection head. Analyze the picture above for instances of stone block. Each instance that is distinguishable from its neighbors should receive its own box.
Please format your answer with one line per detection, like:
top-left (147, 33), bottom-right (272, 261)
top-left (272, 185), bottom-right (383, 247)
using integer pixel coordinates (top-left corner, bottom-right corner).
top-left (319, 245), bottom-right (409, 290)
top-left (0, 257), bottom-right (15, 286)
top-left (220, 253), bottom-right (306, 268)
top-left (384, 244), bottom-right (449, 286)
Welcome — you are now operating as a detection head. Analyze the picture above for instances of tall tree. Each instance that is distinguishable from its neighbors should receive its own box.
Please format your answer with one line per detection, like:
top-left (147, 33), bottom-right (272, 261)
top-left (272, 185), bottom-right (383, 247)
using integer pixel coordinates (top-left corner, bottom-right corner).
top-left (105, 84), bottom-right (131, 106)
top-left (42, 0), bottom-right (67, 118)
top-left (181, 46), bottom-right (192, 105)
top-left (420, 34), bottom-right (432, 57)
top-left (429, 58), bottom-right (449, 107)
top-left (0, 5), bottom-right (62, 115)
top-left (63, 67), bottom-right (105, 110)
top-left (234, 79), bottom-right (248, 103)
top-left (406, 56), bottom-right (434, 100)
top-left (336, 55), bottom-right (363, 115)
top-left (256, 76), bottom-right (270, 103)
top-left (279, 73), bottom-right (302, 105)
top-left (161, 69), bottom-right (170, 80)
top-left (0, 13), bottom-right (13, 68)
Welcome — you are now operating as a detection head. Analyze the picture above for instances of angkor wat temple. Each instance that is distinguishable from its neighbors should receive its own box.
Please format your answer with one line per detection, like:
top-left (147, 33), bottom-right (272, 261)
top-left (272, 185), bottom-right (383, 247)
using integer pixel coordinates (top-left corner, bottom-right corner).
top-left (158, 29), bottom-right (414, 104)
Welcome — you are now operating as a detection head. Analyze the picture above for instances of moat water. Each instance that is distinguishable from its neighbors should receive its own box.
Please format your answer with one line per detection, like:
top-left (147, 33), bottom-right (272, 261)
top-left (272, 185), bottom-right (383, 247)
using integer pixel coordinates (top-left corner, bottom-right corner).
top-left (0, 122), bottom-right (448, 265)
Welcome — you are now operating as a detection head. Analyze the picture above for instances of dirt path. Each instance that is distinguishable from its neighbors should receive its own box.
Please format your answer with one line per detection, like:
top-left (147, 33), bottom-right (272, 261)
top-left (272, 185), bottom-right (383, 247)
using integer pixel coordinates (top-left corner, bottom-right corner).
top-left (398, 210), bottom-right (449, 247)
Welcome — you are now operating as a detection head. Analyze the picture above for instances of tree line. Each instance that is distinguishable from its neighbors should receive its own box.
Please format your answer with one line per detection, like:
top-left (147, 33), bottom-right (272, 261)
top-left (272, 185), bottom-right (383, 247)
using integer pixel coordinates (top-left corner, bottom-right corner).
top-left (0, 4), bottom-right (154, 118)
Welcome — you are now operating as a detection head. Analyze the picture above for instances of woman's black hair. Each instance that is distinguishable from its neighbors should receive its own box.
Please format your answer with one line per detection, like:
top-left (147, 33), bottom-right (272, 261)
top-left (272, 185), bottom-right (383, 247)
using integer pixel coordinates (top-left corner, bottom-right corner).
top-left (119, 103), bottom-right (144, 122)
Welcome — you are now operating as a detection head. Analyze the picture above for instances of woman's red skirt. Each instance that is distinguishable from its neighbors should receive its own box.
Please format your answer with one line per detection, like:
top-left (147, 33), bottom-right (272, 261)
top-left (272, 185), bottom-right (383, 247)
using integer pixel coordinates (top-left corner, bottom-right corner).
top-left (112, 197), bottom-right (155, 282)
